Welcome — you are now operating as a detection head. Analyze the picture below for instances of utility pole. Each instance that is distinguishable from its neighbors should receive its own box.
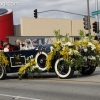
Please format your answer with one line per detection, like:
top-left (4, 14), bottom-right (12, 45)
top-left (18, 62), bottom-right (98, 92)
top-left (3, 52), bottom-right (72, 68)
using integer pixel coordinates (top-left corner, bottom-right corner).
top-left (95, 0), bottom-right (99, 34)
top-left (87, 0), bottom-right (91, 34)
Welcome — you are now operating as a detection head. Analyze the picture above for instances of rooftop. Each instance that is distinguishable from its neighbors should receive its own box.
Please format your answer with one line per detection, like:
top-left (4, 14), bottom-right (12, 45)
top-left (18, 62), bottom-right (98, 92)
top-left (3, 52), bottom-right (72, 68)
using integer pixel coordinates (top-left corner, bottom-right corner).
top-left (0, 8), bottom-right (8, 15)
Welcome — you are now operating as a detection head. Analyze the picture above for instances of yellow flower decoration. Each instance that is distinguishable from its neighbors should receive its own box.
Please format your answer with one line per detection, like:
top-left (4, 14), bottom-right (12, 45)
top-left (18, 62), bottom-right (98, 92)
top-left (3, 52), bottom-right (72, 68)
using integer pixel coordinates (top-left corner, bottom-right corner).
top-left (19, 65), bottom-right (26, 73)
top-left (83, 39), bottom-right (88, 44)
top-left (18, 58), bottom-right (36, 73)
top-left (74, 40), bottom-right (82, 46)
top-left (46, 52), bottom-right (55, 71)
top-left (95, 44), bottom-right (100, 52)
top-left (60, 51), bottom-right (65, 55)
top-left (0, 51), bottom-right (9, 67)
top-left (92, 40), bottom-right (99, 47)
top-left (53, 42), bottom-right (61, 50)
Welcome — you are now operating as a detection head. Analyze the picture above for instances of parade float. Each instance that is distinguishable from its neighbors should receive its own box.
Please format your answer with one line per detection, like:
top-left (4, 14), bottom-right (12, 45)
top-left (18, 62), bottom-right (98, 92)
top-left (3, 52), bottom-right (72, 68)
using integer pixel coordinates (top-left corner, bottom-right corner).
top-left (0, 30), bottom-right (100, 80)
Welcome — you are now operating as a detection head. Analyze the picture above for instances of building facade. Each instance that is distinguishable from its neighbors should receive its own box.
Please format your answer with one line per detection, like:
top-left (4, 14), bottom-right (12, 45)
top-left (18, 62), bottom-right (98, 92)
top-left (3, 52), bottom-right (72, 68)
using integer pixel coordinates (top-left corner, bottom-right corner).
top-left (20, 18), bottom-right (96, 36)
top-left (8, 17), bottom-right (98, 44)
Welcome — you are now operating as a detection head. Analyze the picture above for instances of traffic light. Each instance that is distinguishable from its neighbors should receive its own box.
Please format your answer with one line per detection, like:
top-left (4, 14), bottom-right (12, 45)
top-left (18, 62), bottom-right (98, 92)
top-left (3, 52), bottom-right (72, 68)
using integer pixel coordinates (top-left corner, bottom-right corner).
top-left (93, 21), bottom-right (99, 33)
top-left (34, 9), bottom-right (37, 18)
top-left (1, 40), bottom-right (4, 47)
top-left (83, 16), bottom-right (89, 30)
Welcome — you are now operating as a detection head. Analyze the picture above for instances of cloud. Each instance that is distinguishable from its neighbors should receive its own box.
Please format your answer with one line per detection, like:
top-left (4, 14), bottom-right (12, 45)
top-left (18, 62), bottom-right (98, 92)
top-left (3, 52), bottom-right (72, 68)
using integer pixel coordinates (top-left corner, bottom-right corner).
top-left (0, 0), bottom-right (100, 24)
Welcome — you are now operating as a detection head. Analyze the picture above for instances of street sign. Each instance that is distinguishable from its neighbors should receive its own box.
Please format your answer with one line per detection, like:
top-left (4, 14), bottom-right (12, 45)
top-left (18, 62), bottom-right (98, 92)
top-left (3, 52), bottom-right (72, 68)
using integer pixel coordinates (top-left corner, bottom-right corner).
top-left (92, 10), bottom-right (100, 16)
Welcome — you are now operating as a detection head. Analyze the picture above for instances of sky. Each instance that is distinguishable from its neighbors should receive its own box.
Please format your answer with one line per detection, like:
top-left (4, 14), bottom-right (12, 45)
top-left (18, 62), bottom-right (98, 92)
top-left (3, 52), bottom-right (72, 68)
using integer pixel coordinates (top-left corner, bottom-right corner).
top-left (0, 0), bottom-right (100, 25)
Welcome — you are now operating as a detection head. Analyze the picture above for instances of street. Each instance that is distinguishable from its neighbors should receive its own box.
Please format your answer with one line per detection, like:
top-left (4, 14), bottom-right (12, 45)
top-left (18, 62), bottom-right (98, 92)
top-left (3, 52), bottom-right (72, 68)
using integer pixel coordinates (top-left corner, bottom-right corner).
top-left (0, 67), bottom-right (100, 100)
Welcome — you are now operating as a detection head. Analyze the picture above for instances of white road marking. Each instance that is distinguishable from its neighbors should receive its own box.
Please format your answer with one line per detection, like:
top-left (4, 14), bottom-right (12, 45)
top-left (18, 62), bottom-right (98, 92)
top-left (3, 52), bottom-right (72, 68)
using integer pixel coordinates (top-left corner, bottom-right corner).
top-left (0, 94), bottom-right (42, 100)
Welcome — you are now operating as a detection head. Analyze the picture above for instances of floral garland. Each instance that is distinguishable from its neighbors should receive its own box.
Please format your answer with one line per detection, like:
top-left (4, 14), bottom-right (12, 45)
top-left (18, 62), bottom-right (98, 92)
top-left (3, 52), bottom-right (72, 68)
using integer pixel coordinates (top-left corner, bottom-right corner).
top-left (18, 55), bottom-right (41, 79)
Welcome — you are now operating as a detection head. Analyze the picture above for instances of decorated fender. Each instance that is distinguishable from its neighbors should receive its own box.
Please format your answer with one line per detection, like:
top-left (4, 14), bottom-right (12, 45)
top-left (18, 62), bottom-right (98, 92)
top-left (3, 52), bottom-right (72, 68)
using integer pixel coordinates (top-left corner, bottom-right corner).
top-left (35, 51), bottom-right (47, 71)
top-left (54, 58), bottom-right (74, 79)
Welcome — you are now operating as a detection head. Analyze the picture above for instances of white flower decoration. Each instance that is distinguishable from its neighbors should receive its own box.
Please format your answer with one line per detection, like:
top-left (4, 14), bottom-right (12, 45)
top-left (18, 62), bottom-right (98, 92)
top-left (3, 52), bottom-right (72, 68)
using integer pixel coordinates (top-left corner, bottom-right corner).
top-left (66, 42), bottom-right (73, 46)
top-left (91, 56), bottom-right (96, 60)
top-left (50, 46), bottom-right (54, 52)
top-left (31, 65), bottom-right (37, 70)
top-left (68, 49), bottom-right (73, 55)
top-left (83, 56), bottom-right (87, 61)
top-left (88, 42), bottom-right (96, 50)
top-left (84, 48), bottom-right (87, 52)
top-left (31, 55), bottom-right (33, 58)
top-left (74, 50), bottom-right (79, 54)
top-left (84, 36), bottom-right (89, 39)
top-left (30, 56), bottom-right (32, 59)
top-left (88, 42), bottom-right (93, 46)
top-left (91, 45), bottom-right (96, 50)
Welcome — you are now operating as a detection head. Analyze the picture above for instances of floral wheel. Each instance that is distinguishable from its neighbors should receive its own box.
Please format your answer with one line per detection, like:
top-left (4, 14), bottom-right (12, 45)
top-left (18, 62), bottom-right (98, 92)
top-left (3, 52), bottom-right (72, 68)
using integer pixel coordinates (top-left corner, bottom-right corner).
top-left (0, 66), bottom-right (6, 80)
top-left (35, 51), bottom-right (47, 71)
top-left (54, 58), bottom-right (74, 79)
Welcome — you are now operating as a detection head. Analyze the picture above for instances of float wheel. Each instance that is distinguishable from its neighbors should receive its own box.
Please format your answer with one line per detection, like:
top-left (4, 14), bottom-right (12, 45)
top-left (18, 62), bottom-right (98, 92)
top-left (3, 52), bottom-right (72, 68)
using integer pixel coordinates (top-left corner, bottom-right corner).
top-left (54, 58), bottom-right (74, 79)
top-left (35, 51), bottom-right (47, 71)
top-left (80, 59), bottom-right (96, 75)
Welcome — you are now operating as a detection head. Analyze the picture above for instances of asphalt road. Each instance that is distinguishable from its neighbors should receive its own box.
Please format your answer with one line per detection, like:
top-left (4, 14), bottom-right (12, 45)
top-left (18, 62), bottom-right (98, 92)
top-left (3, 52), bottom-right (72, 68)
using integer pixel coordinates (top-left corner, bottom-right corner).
top-left (0, 67), bottom-right (100, 100)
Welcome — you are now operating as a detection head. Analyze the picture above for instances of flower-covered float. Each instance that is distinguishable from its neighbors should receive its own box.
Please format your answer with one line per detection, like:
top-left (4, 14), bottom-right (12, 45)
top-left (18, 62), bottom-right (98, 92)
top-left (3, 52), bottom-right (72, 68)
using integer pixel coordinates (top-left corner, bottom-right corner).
top-left (0, 30), bottom-right (100, 80)
top-left (45, 30), bottom-right (100, 78)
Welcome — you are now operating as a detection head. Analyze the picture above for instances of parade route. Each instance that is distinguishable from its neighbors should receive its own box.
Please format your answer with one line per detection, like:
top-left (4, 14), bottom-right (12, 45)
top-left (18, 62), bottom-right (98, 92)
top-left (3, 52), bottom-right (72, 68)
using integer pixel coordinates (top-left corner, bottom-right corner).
top-left (0, 67), bottom-right (100, 100)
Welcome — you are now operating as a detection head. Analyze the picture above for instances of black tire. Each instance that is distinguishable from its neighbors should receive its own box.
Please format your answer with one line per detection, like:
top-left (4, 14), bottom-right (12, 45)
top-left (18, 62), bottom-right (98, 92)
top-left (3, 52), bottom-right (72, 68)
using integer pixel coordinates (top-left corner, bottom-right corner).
top-left (54, 58), bottom-right (74, 79)
top-left (80, 66), bottom-right (96, 75)
top-left (0, 67), bottom-right (6, 80)
top-left (35, 51), bottom-right (47, 71)
top-left (79, 56), bottom-right (97, 75)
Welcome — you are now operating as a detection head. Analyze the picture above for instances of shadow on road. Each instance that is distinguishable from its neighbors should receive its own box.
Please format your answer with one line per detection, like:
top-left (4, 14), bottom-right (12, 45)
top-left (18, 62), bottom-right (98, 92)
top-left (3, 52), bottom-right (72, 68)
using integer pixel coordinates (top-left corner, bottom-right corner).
top-left (5, 69), bottom-right (100, 80)
top-left (6, 73), bottom-right (57, 80)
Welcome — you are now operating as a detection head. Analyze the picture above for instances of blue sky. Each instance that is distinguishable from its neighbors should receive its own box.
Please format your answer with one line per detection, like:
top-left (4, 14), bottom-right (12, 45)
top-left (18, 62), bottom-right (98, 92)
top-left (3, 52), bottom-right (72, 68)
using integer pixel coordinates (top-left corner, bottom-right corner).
top-left (0, 0), bottom-right (100, 25)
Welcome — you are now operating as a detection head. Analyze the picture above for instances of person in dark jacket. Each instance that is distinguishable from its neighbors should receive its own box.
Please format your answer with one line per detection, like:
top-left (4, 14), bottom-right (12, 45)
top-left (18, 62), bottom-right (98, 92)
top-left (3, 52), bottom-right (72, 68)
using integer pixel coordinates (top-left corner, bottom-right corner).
top-left (14, 39), bottom-right (22, 51)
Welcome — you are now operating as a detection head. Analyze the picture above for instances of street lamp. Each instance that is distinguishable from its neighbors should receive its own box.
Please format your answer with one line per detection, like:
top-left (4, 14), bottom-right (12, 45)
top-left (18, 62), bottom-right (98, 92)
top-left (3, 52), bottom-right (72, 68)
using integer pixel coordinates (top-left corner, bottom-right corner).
top-left (87, 0), bottom-right (91, 34)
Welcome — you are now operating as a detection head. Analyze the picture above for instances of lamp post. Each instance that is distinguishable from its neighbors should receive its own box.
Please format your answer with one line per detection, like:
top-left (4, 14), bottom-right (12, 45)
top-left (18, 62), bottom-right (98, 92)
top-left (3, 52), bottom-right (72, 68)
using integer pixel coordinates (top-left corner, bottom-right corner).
top-left (95, 0), bottom-right (99, 34)
top-left (87, 0), bottom-right (91, 34)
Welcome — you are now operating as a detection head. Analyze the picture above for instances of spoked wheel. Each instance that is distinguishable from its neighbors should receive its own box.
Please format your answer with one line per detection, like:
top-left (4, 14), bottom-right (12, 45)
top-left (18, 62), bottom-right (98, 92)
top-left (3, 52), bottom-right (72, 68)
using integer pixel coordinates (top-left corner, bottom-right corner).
top-left (54, 58), bottom-right (74, 79)
top-left (0, 66), bottom-right (6, 80)
top-left (80, 59), bottom-right (96, 75)
top-left (35, 51), bottom-right (47, 71)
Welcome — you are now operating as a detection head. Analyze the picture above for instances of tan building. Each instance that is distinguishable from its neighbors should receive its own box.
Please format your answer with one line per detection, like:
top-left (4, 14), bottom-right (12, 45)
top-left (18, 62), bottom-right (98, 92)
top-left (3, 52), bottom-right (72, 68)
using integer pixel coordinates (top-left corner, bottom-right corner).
top-left (20, 18), bottom-right (97, 37)
top-left (8, 17), bottom-right (99, 44)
